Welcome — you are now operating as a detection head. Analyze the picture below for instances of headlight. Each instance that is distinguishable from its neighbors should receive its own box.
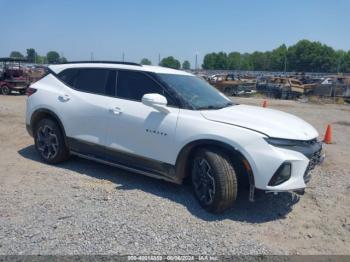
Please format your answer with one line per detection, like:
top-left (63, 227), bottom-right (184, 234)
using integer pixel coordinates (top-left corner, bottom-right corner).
top-left (264, 137), bottom-right (300, 147)
top-left (264, 137), bottom-right (318, 147)
top-left (264, 137), bottom-right (323, 161)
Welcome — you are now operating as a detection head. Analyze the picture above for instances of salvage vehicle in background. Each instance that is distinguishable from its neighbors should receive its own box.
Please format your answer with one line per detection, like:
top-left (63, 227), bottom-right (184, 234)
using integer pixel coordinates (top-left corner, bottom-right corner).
top-left (26, 61), bottom-right (324, 213)
top-left (209, 74), bottom-right (256, 96)
top-left (256, 77), bottom-right (316, 99)
top-left (311, 75), bottom-right (350, 98)
top-left (0, 57), bottom-right (31, 95)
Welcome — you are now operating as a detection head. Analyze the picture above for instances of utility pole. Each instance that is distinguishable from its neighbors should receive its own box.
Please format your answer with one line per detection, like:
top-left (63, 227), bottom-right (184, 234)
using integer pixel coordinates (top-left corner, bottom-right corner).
top-left (337, 59), bottom-right (340, 74)
top-left (90, 52), bottom-right (94, 61)
top-left (238, 54), bottom-right (241, 72)
top-left (122, 52), bottom-right (125, 62)
top-left (195, 53), bottom-right (198, 71)
top-left (337, 52), bottom-right (343, 74)
top-left (284, 52), bottom-right (287, 75)
top-left (158, 54), bottom-right (161, 65)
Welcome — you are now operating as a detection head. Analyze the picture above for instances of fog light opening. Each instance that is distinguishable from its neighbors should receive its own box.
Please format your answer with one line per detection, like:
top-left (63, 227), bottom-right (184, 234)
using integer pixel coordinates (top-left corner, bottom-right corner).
top-left (268, 162), bottom-right (292, 186)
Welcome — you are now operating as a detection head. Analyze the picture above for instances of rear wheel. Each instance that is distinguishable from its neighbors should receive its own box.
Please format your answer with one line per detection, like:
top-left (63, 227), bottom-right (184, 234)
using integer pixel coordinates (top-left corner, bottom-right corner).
top-left (1, 85), bottom-right (10, 95)
top-left (191, 147), bottom-right (238, 213)
top-left (34, 118), bottom-right (70, 164)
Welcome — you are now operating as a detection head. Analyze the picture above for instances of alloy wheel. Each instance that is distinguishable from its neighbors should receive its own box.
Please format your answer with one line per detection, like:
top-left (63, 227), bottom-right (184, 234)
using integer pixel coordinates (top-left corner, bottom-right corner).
top-left (192, 157), bottom-right (216, 205)
top-left (36, 125), bottom-right (59, 160)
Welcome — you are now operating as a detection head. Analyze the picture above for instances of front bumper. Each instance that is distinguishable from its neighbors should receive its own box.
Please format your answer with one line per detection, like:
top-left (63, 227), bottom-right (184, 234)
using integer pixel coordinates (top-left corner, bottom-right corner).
top-left (269, 140), bottom-right (324, 191)
top-left (245, 138), bottom-right (325, 191)
top-left (303, 146), bottom-right (325, 184)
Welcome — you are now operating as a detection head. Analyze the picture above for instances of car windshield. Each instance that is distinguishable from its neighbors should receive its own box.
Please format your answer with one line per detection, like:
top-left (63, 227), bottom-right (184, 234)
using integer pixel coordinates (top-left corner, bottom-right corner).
top-left (157, 73), bottom-right (235, 110)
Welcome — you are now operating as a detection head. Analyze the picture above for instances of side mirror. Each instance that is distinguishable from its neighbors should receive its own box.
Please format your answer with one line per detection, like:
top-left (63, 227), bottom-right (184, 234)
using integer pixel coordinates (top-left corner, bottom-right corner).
top-left (142, 93), bottom-right (169, 113)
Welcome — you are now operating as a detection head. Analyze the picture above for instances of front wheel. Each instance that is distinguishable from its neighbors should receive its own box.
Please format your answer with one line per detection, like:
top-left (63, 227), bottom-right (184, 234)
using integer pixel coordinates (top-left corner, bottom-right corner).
top-left (34, 118), bottom-right (70, 164)
top-left (191, 147), bottom-right (237, 213)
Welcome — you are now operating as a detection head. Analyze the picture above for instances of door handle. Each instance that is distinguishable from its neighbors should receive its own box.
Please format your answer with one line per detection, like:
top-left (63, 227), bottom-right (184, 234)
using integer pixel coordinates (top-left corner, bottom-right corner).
top-left (58, 94), bottom-right (70, 102)
top-left (109, 107), bottom-right (122, 115)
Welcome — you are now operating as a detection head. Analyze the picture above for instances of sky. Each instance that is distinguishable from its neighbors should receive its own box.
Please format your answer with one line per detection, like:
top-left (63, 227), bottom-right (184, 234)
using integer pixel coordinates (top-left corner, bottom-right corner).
top-left (1, 0), bottom-right (349, 66)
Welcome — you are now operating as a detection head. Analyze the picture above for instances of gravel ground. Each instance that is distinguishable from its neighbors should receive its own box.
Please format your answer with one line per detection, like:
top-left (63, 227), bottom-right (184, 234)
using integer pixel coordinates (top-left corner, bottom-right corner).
top-left (0, 95), bottom-right (349, 255)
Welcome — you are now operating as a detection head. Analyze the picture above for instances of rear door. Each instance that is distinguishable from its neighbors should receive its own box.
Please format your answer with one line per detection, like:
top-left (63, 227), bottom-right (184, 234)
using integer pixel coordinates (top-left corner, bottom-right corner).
top-left (57, 68), bottom-right (116, 150)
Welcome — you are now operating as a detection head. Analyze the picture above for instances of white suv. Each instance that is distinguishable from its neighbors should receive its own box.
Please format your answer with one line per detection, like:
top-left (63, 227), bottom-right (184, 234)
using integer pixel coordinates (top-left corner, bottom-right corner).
top-left (26, 61), bottom-right (324, 213)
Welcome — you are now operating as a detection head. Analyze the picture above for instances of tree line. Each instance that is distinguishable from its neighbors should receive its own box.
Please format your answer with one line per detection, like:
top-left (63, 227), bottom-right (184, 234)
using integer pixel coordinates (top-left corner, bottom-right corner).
top-left (9, 49), bottom-right (67, 64)
top-left (141, 57), bottom-right (191, 70)
top-left (8, 40), bottom-right (349, 72)
top-left (8, 49), bottom-right (191, 69)
top-left (202, 40), bottom-right (350, 73)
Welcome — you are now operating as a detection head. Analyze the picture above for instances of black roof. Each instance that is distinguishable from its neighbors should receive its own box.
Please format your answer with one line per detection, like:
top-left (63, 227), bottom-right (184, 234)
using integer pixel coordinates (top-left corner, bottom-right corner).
top-left (59, 61), bottom-right (141, 66)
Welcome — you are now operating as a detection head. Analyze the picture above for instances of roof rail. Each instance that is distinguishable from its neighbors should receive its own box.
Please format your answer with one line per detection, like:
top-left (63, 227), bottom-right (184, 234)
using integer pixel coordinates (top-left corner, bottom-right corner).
top-left (59, 61), bottom-right (141, 66)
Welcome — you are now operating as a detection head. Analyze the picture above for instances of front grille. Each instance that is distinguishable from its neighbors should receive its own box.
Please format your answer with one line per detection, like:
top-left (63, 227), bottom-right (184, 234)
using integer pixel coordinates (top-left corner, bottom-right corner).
top-left (303, 149), bottom-right (322, 183)
top-left (302, 138), bottom-right (318, 146)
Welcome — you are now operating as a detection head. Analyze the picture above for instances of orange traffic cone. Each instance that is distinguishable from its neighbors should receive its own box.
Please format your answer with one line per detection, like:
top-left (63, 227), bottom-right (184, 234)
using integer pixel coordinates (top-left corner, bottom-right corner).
top-left (324, 124), bottom-right (332, 144)
top-left (262, 100), bottom-right (268, 108)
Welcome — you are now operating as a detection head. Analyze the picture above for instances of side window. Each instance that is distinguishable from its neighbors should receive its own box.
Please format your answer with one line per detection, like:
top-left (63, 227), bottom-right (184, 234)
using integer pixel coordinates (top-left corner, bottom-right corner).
top-left (58, 68), bottom-right (79, 87)
top-left (117, 70), bottom-right (167, 102)
top-left (74, 69), bottom-right (110, 95)
top-left (58, 68), bottom-right (116, 96)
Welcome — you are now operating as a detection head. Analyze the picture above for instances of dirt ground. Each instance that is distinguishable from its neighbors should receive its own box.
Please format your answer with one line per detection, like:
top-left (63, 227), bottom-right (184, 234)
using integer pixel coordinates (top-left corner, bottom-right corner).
top-left (0, 95), bottom-right (349, 255)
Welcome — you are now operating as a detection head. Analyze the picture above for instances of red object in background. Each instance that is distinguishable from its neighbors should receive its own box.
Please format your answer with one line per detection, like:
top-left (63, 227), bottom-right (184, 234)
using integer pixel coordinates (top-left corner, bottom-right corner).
top-left (324, 124), bottom-right (332, 144)
top-left (26, 87), bottom-right (37, 96)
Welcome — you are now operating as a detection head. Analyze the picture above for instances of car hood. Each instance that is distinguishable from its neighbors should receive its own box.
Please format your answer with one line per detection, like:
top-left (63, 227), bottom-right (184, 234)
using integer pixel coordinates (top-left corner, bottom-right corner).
top-left (200, 104), bottom-right (318, 140)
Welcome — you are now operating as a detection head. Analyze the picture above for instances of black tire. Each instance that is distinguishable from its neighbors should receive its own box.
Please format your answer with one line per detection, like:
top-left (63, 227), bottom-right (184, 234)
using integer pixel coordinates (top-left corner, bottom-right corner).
top-left (34, 118), bottom-right (70, 164)
top-left (191, 147), bottom-right (237, 213)
top-left (281, 91), bottom-right (288, 100)
top-left (223, 87), bottom-right (233, 96)
top-left (1, 85), bottom-right (11, 95)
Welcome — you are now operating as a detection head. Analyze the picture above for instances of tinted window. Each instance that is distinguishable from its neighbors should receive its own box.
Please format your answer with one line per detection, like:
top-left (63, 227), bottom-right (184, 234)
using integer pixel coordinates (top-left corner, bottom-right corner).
top-left (58, 68), bottom-right (116, 96)
top-left (58, 68), bottom-right (79, 87)
top-left (75, 69), bottom-right (110, 95)
top-left (117, 70), bottom-right (166, 101)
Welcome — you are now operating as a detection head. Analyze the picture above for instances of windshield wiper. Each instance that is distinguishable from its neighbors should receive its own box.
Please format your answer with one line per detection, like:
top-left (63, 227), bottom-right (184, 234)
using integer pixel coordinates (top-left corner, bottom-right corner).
top-left (197, 102), bottom-right (234, 110)
top-left (196, 105), bottom-right (220, 110)
top-left (221, 101), bottom-right (234, 108)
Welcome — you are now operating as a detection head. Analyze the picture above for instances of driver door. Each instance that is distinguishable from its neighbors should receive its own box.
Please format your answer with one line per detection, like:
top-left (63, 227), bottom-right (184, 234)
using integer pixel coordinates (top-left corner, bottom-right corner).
top-left (107, 70), bottom-right (179, 166)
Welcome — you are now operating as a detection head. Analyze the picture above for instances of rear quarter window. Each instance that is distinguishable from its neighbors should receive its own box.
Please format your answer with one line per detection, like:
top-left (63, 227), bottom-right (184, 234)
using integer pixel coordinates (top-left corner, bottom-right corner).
top-left (57, 68), bottom-right (116, 96)
top-left (57, 68), bottom-right (79, 87)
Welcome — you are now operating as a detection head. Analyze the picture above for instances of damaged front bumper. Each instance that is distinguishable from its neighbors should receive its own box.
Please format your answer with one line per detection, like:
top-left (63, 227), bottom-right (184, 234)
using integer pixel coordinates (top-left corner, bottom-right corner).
top-left (245, 137), bottom-right (325, 201)
top-left (303, 145), bottom-right (325, 184)
top-left (265, 140), bottom-right (325, 196)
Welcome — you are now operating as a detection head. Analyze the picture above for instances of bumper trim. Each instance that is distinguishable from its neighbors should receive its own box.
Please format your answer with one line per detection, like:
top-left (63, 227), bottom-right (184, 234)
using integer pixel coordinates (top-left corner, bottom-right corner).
top-left (303, 147), bottom-right (325, 184)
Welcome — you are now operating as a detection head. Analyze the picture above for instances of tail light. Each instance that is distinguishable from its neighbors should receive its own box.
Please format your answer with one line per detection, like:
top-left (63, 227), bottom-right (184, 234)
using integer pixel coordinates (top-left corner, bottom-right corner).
top-left (26, 87), bottom-right (37, 96)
